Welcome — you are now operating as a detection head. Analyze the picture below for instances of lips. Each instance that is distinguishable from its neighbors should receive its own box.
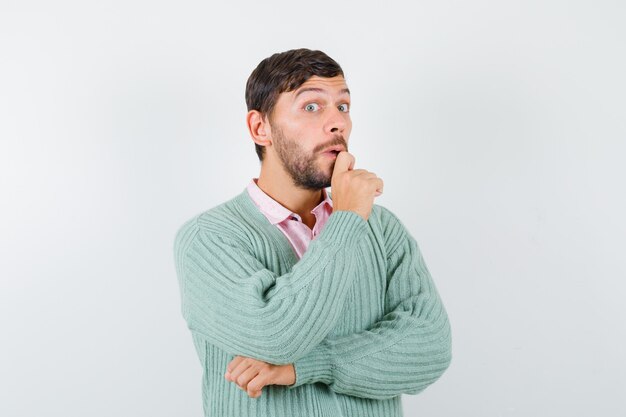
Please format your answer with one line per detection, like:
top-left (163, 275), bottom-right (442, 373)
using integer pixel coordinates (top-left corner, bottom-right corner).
top-left (321, 146), bottom-right (345, 154)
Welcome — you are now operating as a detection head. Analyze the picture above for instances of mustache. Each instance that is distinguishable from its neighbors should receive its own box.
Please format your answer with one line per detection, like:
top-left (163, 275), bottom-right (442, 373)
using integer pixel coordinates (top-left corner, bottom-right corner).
top-left (317, 136), bottom-right (347, 153)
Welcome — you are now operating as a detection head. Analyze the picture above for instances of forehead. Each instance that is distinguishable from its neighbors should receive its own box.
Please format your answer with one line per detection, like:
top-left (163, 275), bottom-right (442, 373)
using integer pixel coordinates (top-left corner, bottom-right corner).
top-left (287, 75), bottom-right (350, 99)
top-left (297, 75), bottom-right (347, 89)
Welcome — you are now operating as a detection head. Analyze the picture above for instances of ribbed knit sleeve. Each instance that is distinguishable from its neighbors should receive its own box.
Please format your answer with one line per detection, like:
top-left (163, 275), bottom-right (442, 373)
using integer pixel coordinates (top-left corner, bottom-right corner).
top-left (173, 209), bottom-right (368, 365)
top-left (286, 213), bottom-right (452, 400)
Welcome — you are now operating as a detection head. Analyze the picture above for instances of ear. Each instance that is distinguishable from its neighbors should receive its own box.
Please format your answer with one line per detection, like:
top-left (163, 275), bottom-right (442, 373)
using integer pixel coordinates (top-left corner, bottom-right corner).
top-left (246, 110), bottom-right (272, 148)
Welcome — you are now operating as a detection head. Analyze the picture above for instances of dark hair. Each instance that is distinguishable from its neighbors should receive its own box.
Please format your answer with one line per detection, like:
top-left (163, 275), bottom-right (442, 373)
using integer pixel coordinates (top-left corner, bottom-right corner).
top-left (245, 48), bottom-right (344, 162)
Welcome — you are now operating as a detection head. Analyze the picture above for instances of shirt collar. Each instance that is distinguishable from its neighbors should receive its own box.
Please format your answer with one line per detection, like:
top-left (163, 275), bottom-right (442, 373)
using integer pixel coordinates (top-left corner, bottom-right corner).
top-left (246, 178), bottom-right (333, 225)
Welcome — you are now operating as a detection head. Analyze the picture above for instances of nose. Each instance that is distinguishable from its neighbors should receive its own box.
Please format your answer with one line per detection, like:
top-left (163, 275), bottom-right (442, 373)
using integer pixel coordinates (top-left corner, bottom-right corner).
top-left (324, 107), bottom-right (349, 135)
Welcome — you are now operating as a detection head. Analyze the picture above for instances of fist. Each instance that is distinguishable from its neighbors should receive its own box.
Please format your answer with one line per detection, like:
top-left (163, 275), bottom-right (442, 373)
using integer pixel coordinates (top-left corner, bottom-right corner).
top-left (224, 356), bottom-right (296, 398)
top-left (331, 151), bottom-right (384, 221)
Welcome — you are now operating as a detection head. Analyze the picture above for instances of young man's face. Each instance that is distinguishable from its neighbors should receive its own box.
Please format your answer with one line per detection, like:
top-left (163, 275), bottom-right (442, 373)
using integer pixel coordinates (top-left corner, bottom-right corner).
top-left (267, 75), bottom-right (352, 190)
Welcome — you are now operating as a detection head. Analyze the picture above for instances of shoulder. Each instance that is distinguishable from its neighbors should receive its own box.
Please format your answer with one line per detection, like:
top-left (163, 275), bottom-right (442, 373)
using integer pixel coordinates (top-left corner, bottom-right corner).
top-left (173, 192), bottom-right (254, 255)
top-left (370, 203), bottom-right (408, 235)
top-left (369, 203), bottom-right (415, 256)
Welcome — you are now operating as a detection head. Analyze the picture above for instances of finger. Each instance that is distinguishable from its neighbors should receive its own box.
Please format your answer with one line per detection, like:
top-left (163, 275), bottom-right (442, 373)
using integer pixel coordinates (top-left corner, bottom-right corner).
top-left (246, 372), bottom-right (270, 394)
top-left (333, 151), bottom-right (355, 174)
top-left (349, 168), bottom-right (369, 176)
top-left (227, 359), bottom-right (252, 382)
top-left (235, 367), bottom-right (261, 391)
top-left (375, 178), bottom-right (384, 193)
top-left (355, 170), bottom-right (378, 178)
top-left (248, 388), bottom-right (262, 398)
top-left (225, 359), bottom-right (242, 380)
top-left (226, 356), bottom-right (245, 374)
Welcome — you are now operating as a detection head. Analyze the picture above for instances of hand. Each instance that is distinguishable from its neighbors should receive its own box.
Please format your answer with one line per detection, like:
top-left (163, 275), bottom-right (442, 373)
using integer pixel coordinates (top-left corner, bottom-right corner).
top-left (224, 356), bottom-right (296, 398)
top-left (331, 151), bottom-right (384, 221)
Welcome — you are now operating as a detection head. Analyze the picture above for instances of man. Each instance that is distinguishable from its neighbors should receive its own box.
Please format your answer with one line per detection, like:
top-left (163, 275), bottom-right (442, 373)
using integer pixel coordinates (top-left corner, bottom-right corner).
top-left (173, 48), bottom-right (452, 417)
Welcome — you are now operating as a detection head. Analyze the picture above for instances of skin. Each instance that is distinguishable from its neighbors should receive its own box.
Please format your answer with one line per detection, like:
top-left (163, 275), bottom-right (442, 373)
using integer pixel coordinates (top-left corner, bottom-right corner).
top-left (248, 75), bottom-right (352, 229)
top-left (226, 74), bottom-right (383, 398)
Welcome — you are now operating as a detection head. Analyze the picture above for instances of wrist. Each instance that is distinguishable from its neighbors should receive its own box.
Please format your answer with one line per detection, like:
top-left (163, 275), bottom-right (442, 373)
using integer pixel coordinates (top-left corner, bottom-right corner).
top-left (286, 341), bottom-right (333, 389)
top-left (275, 364), bottom-right (296, 386)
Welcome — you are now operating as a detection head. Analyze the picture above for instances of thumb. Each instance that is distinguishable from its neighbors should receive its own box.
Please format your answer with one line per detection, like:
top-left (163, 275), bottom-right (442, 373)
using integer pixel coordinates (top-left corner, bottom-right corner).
top-left (332, 151), bottom-right (355, 175)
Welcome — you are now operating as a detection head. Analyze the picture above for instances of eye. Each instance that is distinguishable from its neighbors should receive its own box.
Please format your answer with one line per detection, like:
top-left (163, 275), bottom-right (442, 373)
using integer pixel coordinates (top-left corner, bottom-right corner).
top-left (304, 103), bottom-right (320, 112)
top-left (338, 103), bottom-right (350, 112)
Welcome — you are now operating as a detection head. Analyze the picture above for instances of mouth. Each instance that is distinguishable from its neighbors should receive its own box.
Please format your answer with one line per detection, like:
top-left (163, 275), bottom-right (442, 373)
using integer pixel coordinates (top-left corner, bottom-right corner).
top-left (322, 151), bottom-right (339, 159)
top-left (321, 146), bottom-right (345, 155)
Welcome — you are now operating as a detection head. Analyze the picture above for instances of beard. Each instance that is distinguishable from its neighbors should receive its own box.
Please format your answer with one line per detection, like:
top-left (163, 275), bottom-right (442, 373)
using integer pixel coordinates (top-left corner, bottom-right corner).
top-left (271, 122), bottom-right (347, 191)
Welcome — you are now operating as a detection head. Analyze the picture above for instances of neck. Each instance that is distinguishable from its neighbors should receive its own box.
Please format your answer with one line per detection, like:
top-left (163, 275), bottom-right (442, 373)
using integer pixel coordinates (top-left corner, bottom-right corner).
top-left (256, 162), bottom-right (325, 222)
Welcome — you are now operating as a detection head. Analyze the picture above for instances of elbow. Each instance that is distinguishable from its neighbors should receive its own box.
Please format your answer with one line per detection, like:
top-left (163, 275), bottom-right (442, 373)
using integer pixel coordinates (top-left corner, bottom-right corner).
top-left (438, 321), bottom-right (453, 375)
top-left (429, 318), bottom-right (453, 382)
top-left (404, 349), bottom-right (452, 396)
top-left (407, 320), bottom-right (452, 394)
top-left (414, 347), bottom-right (452, 393)
top-left (434, 339), bottom-right (453, 382)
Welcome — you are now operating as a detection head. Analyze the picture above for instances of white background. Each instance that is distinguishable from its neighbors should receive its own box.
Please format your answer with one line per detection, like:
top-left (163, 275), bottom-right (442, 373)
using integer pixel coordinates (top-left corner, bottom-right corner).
top-left (1, 1), bottom-right (625, 416)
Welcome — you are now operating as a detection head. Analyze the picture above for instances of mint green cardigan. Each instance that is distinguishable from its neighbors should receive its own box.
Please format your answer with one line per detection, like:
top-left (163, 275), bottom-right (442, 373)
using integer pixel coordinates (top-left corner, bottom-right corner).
top-left (173, 189), bottom-right (452, 417)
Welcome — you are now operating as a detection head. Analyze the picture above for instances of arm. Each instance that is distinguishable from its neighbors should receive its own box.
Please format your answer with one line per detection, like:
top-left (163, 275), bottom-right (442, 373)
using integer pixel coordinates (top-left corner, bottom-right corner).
top-left (173, 209), bottom-right (368, 365)
top-left (286, 212), bottom-right (452, 400)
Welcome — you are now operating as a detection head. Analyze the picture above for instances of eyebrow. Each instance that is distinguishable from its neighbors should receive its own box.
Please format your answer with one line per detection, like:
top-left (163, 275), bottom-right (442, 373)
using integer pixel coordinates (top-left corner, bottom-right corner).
top-left (293, 87), bottom-right (351, 100)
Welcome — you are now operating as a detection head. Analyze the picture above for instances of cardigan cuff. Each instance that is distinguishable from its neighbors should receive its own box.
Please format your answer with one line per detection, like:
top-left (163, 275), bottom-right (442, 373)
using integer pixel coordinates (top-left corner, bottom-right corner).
top-left (287, 340), bottom-right (333, 389)
top-left (317, 210), bottom-right (368, 249)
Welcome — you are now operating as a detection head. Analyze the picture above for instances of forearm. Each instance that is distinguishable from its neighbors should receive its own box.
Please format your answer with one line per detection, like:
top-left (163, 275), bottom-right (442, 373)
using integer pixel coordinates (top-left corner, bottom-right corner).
top-left (288, 299), bottom-right (452, 399)
top-left (286, 218), bottom-right (452, 399)
top-left (174, 209), bottom-right (368, 364)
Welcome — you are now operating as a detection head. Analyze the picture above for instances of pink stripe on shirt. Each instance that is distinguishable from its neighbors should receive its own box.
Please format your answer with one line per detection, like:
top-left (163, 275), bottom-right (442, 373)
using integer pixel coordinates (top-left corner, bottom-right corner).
top-left (246, 177), bottom-right (333, 260)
